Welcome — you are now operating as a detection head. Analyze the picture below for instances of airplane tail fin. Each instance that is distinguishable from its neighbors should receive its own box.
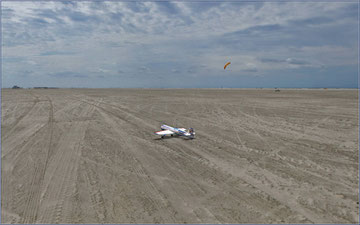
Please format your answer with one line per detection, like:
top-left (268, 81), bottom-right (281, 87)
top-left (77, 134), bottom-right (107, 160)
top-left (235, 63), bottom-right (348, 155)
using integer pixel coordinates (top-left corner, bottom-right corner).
top-left (188, 128), bottom-right (195, 137)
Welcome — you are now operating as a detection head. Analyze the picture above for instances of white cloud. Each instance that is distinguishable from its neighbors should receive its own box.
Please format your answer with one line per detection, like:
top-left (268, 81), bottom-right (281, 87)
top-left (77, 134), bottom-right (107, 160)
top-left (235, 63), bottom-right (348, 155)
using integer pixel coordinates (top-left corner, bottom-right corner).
top-left (2, 1), bottom-right (357, 87)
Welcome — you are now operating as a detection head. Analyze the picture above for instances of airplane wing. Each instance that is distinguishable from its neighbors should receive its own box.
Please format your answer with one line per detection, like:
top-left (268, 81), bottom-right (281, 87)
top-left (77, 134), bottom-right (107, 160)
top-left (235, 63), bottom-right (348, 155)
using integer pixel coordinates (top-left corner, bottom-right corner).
top-left (154, 130), bottom-right (175, 135)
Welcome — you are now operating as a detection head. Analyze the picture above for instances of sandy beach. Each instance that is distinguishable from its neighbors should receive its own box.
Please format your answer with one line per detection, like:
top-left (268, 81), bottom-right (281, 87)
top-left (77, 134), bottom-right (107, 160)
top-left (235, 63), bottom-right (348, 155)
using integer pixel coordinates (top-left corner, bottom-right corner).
top-left (1, 88), bottom-right (358, 223)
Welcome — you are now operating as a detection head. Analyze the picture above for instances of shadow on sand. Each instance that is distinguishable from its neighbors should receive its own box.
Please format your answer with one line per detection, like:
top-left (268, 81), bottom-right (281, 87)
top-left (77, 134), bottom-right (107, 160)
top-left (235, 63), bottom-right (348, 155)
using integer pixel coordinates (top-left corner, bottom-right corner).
top-left (154, 136), bottom-right (194, 141)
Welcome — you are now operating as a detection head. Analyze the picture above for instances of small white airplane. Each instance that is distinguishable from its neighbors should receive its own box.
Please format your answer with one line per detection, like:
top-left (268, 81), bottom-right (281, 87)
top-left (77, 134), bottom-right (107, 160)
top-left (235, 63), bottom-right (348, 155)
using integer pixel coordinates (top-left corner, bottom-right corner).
top-left (154, 124), bottom-right (195, 139)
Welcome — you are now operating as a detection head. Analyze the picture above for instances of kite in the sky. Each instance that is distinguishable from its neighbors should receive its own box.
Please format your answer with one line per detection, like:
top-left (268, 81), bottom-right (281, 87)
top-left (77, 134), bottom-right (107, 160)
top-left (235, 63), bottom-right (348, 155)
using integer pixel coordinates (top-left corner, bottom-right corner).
top-left (224, 62), bottom-right (231, 70)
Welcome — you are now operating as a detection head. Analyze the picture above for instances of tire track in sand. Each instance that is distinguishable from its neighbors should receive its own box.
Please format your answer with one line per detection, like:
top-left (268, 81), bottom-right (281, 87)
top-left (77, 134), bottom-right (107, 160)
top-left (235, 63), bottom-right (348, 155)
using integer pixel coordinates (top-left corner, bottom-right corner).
top-left (94, 108), bottom-right (177, 222)
top-left (71, 96), bottom-right (182, 222)
top-left (2, 94), bottom-right (40, 141)
top-left (20, 96), bottom-right (54, 223)
top-left (36, 101), bottom-right (96, 223)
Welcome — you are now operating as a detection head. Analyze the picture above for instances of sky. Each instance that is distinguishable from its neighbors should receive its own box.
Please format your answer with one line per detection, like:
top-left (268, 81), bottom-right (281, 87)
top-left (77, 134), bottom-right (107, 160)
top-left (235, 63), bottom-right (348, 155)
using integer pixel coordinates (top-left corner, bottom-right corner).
top-left (1, 0), bottom-right (359, 88)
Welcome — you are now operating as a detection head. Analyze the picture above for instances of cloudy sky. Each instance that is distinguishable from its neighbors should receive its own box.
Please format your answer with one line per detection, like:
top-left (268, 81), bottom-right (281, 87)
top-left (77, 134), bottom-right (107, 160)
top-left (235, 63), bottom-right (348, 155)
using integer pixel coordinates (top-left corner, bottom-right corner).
top-left (2, 0), bottom-right (358, 88)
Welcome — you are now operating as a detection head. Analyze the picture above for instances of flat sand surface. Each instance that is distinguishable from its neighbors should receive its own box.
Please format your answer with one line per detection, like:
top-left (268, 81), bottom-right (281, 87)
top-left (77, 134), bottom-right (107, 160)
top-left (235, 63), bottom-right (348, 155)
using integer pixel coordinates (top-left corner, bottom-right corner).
top-left (1, 88), bottom-right (358, 223)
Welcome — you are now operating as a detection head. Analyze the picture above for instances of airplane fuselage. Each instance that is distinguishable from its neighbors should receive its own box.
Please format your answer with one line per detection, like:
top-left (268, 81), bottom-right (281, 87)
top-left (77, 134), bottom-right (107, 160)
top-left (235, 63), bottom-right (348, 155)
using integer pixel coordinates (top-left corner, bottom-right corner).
top-left (159, 124), bottom-right (194, 139)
